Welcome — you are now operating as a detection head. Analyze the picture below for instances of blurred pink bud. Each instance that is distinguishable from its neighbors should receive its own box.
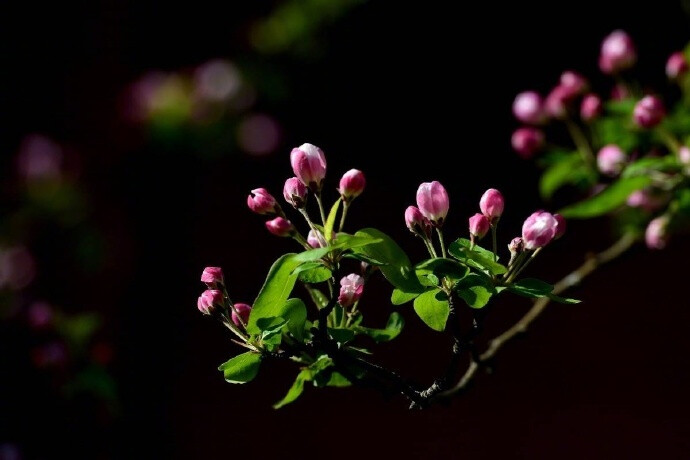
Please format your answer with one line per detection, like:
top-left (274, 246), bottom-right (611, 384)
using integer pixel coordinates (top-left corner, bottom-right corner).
top-left (679, 146), bottom-right (690, 165)
top-left (508, 237), bottom-right (524, 254)
top-left (627, 189), bottom-right (664, 212)
top-left (193, 59), bottom-right (241, 102)
top-left (0, 247), bottom-right (36, 290)
top-left (16, 134), bottom-right (64, 181)
top-left (580, 94), bottom-right (602, 122)
top-left (599, 30), bottom-right (636, 74)
top-left (338, 169), bottom-right (366, 202)
top-left (522, 211), bottom-right (558, 250)
top-left (469, 213), bottom-right (490, 239)
top-left (545, 85), bottom-right (573, 119)
top-left (645, 216), bottom-right (669, 249)
top-left (247, 188), bottom-right (277, 215)
top-left (201, 267), bottom-right (224, 287)
top-left (479, 188), bottom-right (504, 220)
top-left (666, 52), bottom-right (688, 79)
top-left (511, 127), bottom-right (544, 159)
top-left (553, 214), bottom-right (566, 239)
top-left (290, 143), bottom-right (327, 191)
top-left (633, 96), bottom-right (665, 128)
top-left (610, 84), bottom-right (630, 101)
top-left (27, 302), bottom-right (54, 329)
top-left (512, 91), bottom-right (546, 125)
top-left (265, 217), bottom-right (295, 237)
top-left (307, 229), bottom-right (325, 248)
top-left (405, 206), bottom-right (431, 237)
top-left (338, 274), bottom-right (364, 307)
top-left (416, 181), bottom-right (449, 227)
top-left (597, 145), bottom-right (626, 176)
top-left (283, 177), bottom-right (308, 209)
top-left (197, 289), bottom-right (224, 315)
top-left (560, 71), bottom-right (588, 96)
top-left (32, 342), bottom-right (67, 368)
top-left (231, 303), bottom-right (252, 327)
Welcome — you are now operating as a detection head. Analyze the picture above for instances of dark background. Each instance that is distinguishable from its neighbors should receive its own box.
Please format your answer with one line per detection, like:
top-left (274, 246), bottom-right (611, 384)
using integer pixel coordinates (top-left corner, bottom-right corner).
top-left (2, 1), bottom-right (690, 458)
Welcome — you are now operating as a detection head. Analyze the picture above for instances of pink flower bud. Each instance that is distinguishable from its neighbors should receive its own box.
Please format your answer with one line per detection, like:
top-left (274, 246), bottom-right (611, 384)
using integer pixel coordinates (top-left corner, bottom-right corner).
top-left (508, 237), bottom-right (524, 254)
top-left (645, 216), bottom-right (669, 250)
top-left (633, 95), bottom-right (665, 128)
top-left (197, 289), bottom-right (224, 315)
top-left (560, 71), bottom-right (588, 96)
top-left (511, 127), bottom-right (544, 159)
top-left (307, 229), bottom-right (325, 248)
top-left (231, 303), bottom-right (252, 327)
top-left (479, 188), bottom-right (504, 221)
top-left (522, 211), bottom-right (558, 250)
top-left (553, 213), bottom-right (566, 239)
top-left (512, 91), bottom-right (546, 125)
top-left (338, 169), bottom-right (366, 202)
top-left (469, 213), bottom-right (490, 239)
top-left (597, 145), bottom-right (626, 176)
top-left (416, 181), bottom-right (449, 227)
top-left (679, 146), bottom-right (690, 165)
top-left (290, 143), bottom-right (327, 191)
top-left (405, 205), bottom-right (431, 237)
top-left (599, 30), bottom-right (636, 74)
top-left (247, 188), bottom-right (277, 215)
top-left (610, 84), bottom-right (630, 101)
top-left (338, 273), bottom-right (364, 307)
top-left (201, 266), bottom-right (224, 287)
top-left (283, 177), bottom-right (308, 209)
top-left (265, 217), bottom-right (295, 237)
top-left (666, 52), bottom-right (688, 79)
top-left (580, 94), bottom-right (602, 122)
top-left (545, 85), bottom-right (573, 119)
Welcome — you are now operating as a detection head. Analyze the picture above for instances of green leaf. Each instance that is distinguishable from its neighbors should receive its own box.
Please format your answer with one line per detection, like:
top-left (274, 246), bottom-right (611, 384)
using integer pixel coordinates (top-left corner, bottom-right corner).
top-left (540, 153), bottom-right (592, 199)
top-left (248, 254), bottom-right (301, 335)
top-left (413, 288), bottom-right (449, 332)
top-left (297, 265), bottom-right (332, 283)
top-left (218, 352), bottom-right (262, 384)
top-left (306, 287), bottom-right (329, 309)
top-left (341, 252), bottom-right (387, 265)
top-left (415, 258), bottom-right (470, 281)
top-left (352, 228), bottom-right (424, 292)
top-left (281, 298), bottom-right (308, 340)
top-left (332, 233), bottom-right (383, 251)
top-left (328, 327), bottom-right (355, 343)
top-left (273, 368), bottom-right (310, 409)
top-left (355, 312), bottom-right (405, 342)
top-left (508, 278), bottom-right (554, 298)
top-left (324, 371), bottom-right (351, 387)
top-left (622, 156), bottom-right (679, 178)
top-left (391, 288), bottom-right (420, 305)
top-left (292, 247), bottom-right (331, 263)
top-left (257, 316), bottom-right (288, 337)
top-left (448, 239), bottom-right (507, 275)
top-left (559, 176), bottom-right (653, 219)
top-left (604, 98), bottom-right (636, 115)
top-left (324, 198), bottom-right (342, 242)
top-left (455, 273), bottom-right (495, 309)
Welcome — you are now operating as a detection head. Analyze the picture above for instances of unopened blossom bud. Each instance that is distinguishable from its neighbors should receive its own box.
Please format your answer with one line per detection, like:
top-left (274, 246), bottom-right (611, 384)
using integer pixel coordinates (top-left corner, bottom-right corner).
top-left (338, 169), bottom-right (365, 202)
top-left (283, 177), bottom-right (308, 209)
top-left (645, 216), bottom-right (669, 250)
top-left (560, 71), bottom-right (588, 96)
top-left (469, 213), bottom-right (490, 239)
top-left (247, 188), bottom-right (277, 215)
top-left (416, 181), bottom-right (449, 227)
top-left (597, 145), bottom-right (626, 176)
top-left (290, 143), bottom-right (327, 191)
top-left (231, 303), bottom-right (252, 327)
top-left (197, 289), bottom-right (224, 315)
top-left (599, 30), bottom-right (636, 74)
top-left (265, 217), bottom-right (295, 237)
top-left (679, 146), bottom-right (690, 165)
top-left (512, 91), bottom-right (546, 125)
top-left (580, 94), bottom-right (602, 122)
top-left (545, 85), bottom-right (573, 119)
top-left (338, 273), bottom-right (364, 307)
top-left (307, 229), bottom-right (325, 248)
top-left (201, 267), bottom-right (224, 288)
top-left (553, 214), bottom-right (566, 240)
top-left (479, 188), bottom-right (504, 221)
top-left (508, 237), bottom-right (524, 254)
top-left (511, 127), bottom-right (544, 159)
top-left (522, 211), bottom-right (558, 250)
top-left (633, 96), bottom-right (665, 128)
top-left (405, 206), bottom-right (431, 237)
top-left (666, 52), bottom-right (688, 79)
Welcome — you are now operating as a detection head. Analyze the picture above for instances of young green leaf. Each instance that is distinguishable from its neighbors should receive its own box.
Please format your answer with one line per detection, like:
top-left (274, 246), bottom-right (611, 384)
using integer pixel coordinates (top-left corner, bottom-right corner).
top-left (391, 288), bottom-right (420, 305)
top-left (540, 153), bottom-right (593, 199)
top-left (306, 287), bottom-right (329, 309)
top-left (508, 278), bottom-right (554, 298)
top-left (622, 156), bottom-right (680, 178)
top-left (218, 352), bottom-right (262, 384)
top-left (273, 368), bottom-right (311, 409)
top-left (355, 312), bottom-right (405, 342)
top-left (415, 258), bottom-right (470, 281)
top-left (297, 265), bottom-right (332, 284)
top-left (455, 273), bottom-right (495, 309)
top-left (352, 228), bottom-right (424, 292)
top-left (448, 239), bottom-right (507, 275)
top-left (324, 197), bottom-right (342, 241)
top-left (248, 254), bottom-right (301, 335)
top-left (281, 298), bottom-right (308, 340)
top-left (329, 327), bottom-right (355, 343)
top-left (559, 176), bottom-right (652, 219)
top-left (413, 288), bottom-right (449, 332)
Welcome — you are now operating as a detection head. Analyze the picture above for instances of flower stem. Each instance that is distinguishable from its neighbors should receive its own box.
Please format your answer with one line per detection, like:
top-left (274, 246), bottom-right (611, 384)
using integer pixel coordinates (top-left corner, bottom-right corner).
top-left (491, 223), bottom-right (498, 262)
top-left (315, 192), bottom-right (327, 227)
top-left (436, 228), bottom-right (447, 258)
top-left (565, 118), bottom-right (595, 166)
top-left (338, 202), bottom-right (349, 233)
top-left (506, 247), bottom-right (541, 283)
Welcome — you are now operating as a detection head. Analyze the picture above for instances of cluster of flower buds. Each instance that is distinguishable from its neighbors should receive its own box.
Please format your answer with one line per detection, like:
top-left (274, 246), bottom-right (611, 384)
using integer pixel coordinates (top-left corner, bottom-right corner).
top-left (405, 181), bottom-right (450, 257)
top-left (197, 267), bottom-right (251, 328)
top-left (468, 188), bottom-right (504, 244)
